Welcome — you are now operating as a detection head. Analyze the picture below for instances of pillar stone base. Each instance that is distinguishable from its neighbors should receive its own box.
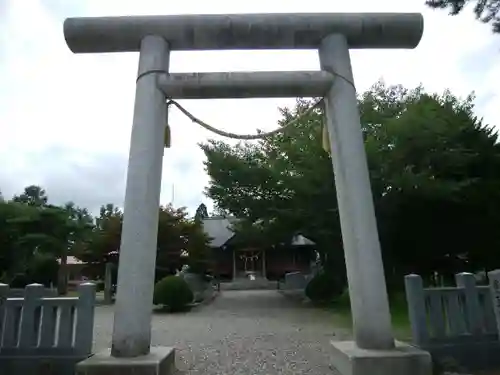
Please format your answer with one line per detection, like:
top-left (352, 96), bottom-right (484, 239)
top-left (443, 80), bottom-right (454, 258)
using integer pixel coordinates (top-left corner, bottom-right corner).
top-left (330, 341), bottom-right (431, 375)
top-left (76, 347), bottom-right (176, 375)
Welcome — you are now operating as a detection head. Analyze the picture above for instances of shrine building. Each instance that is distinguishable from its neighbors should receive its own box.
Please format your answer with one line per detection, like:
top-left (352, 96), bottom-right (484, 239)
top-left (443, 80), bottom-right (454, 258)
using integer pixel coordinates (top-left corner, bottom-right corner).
top-left (202, 217), bottom-right (316, 281)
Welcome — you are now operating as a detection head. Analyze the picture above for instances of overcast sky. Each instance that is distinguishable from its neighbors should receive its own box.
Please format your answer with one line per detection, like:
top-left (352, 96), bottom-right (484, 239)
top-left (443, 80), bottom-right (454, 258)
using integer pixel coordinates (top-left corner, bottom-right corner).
top-left (0, 0), bottom-right (498, 216)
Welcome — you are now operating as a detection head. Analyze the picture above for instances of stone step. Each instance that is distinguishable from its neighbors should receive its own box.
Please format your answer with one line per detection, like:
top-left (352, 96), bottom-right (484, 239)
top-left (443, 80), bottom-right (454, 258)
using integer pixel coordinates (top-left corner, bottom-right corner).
top-left (220, 278), bottom-right (278, 291)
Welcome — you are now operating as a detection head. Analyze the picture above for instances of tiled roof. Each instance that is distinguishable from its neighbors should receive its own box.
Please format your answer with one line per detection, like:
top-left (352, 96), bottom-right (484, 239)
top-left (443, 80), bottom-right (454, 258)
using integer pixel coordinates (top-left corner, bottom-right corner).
top-left (291, 234), bottom-right (315, 246)
top-left (202, 217), bottom-right (315, 247)
top-left (202, 216), bottom-right (239, 247)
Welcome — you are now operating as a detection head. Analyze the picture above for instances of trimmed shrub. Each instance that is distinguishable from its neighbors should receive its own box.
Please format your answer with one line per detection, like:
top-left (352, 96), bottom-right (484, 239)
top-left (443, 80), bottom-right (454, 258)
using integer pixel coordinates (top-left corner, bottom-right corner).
top-left (305, 271), bottom-right (345, 304)
top-left (153, 275), bottom-right (194, 312)
top-left (27, 254), bottom-right (59, 287)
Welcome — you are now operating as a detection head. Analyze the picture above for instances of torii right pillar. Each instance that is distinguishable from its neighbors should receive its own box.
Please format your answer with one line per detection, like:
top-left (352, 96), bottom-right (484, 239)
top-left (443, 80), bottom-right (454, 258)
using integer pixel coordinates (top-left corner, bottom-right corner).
top-left (319, 34), bottom-right (431, 375)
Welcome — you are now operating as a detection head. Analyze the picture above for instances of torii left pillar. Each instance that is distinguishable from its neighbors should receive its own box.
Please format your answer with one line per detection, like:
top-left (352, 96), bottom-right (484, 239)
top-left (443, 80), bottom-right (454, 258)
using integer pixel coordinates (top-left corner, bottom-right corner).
top-left (111, 35), bottom-right (170, 358)
top-left (77, 34), bottom-right (177, 375)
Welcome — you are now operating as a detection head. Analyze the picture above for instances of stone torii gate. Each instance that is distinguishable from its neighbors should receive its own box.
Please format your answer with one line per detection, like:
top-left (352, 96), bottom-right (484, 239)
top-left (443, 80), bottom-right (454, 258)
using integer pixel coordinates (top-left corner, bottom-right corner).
top-left (65, 13), bottom-right (431, 375)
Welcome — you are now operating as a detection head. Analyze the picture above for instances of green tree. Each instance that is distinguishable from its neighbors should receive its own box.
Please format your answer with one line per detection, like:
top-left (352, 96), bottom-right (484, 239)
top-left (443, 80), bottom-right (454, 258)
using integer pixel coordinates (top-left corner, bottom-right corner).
top-left (0, 201), bottom-right (37, 280)
top-left (360, 82), bottom-right (500, 285)
top-left (156, 205), bottom-right (190, 276)
top-left (0, 194), bottom-right (78, 290)
top-left (185, 221), bottom-right (211, 275)
top-left (76, 203), bottom-right (122, 278)
top-left (194, 203), bottom-right (209, 222)
top-left (12, 185), bottom-right (48, 207)
top-left (201, 81), bottom-right (500, 289)
top-left (55, 202), bottom-right (94, 294)
top-left (7, 205), bottom-right (66, 268)
top-left (156, 205), bottom-right (210, 276)
top-left (75, 203), bottom-right (210, 281)
top-left (0, 186), bottom-right (213, 290)
top-left (426, 0), bottom-right (500, 32)
top-left (14, 204), bottom-right (80, 293)
top-left (26, 252), bottom-right (59, 287)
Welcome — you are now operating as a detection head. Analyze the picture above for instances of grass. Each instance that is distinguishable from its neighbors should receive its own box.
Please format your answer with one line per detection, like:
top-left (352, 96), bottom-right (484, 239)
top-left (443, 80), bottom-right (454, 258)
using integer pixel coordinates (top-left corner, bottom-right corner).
top-left (327, 290), bottom-right (412, 341)
top-left (63, 290), bottom-right (79, 297)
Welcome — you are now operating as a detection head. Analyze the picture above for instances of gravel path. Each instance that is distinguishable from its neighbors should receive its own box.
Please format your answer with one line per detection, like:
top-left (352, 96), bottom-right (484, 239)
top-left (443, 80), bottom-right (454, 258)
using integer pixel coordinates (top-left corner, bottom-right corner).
top-left (92, 290), bottom-right (351, 374)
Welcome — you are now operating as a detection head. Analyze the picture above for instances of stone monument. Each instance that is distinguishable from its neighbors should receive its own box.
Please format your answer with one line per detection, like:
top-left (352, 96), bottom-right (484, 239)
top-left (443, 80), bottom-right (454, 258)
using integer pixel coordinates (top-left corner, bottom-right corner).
top-left (64, 13), bottom-right (431, 375)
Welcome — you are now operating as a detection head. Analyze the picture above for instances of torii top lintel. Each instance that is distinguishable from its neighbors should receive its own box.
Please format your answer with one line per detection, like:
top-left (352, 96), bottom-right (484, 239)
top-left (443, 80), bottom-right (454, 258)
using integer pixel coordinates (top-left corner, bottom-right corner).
top-left (63, 13), bottom-right (424, 53)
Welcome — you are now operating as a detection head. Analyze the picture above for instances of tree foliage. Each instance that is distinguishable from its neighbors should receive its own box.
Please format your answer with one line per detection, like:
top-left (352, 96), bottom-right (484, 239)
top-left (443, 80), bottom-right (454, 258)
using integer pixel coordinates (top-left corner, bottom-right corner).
top-left (201, 81), bottom-right (500, 287)
top-left (12, 185), bottom-right (48, 207)
top-left (0, 189), bottom-right (88, 291)
top-left (426, 0), bottom-right (500, 32)
top-left (156, 205), bottom-right (210, 276)
top-left (0, 187), bottom-right (211, 291)
top-left (194, 203), bottom-right (209, 222)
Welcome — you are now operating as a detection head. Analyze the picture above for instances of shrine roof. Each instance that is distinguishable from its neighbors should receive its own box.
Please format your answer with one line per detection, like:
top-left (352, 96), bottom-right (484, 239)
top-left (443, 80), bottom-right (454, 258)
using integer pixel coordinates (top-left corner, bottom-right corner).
top-left (202, 216), bottom-right (238, 248)
top-left (202, 217), bottom-right (315, 248)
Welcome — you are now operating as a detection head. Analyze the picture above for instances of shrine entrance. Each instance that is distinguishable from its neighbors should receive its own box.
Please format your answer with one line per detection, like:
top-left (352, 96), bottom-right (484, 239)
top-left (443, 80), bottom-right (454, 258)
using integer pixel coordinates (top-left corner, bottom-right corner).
top-left (235, 249), bottom-right (265, 279)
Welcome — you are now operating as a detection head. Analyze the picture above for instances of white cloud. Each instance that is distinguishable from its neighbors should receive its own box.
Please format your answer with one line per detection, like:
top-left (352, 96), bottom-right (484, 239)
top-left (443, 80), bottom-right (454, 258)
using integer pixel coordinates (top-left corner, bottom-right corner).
top-left (0, 0), bottom-right (498, 215)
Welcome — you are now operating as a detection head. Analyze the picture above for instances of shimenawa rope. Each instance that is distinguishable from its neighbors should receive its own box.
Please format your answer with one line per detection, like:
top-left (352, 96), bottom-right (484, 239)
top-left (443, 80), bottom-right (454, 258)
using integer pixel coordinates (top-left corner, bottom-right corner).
top-left (165, 97), bottom-right (324, 141)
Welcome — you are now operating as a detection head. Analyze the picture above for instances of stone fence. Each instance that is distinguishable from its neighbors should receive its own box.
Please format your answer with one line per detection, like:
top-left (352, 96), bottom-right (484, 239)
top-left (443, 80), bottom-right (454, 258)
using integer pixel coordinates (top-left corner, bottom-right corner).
top-left (277, 272), bottom-right (313, 303)
top-left (181, 273), bottom-right (218, 303)
top-left (405, 272), bottom-right (500, 371)
top-left (0, 282), bottom-right (96, 375)
top-left (278, 271), bottom-right (312, 291)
